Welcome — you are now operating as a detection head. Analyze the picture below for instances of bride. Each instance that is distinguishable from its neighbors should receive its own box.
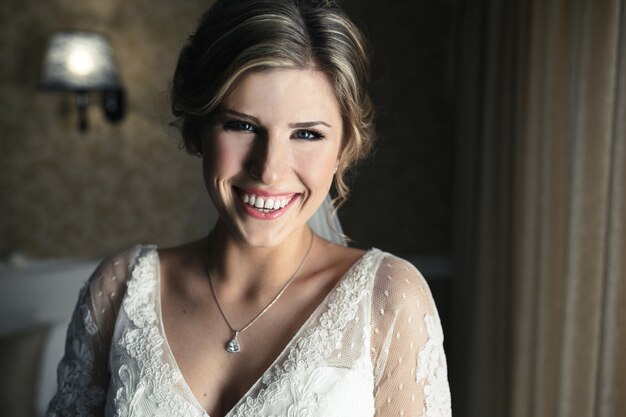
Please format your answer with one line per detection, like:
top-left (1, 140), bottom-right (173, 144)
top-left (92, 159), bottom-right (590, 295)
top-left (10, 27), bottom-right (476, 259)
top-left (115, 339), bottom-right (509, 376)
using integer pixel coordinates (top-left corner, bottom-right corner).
top-left (47, 1), bottom-right (451, 416)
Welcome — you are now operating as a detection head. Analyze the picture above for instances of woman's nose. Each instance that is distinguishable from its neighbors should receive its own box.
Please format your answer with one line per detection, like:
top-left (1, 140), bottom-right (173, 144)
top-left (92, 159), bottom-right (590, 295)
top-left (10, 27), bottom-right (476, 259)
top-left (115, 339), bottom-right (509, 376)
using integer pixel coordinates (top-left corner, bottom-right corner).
top-left (247, 132), bottom-right (289, 184)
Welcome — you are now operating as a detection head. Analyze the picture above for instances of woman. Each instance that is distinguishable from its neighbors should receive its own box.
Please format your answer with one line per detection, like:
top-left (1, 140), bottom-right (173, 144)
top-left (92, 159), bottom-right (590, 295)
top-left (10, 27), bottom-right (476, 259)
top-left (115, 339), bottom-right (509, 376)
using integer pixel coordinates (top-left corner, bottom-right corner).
top-left (47, 1), bottom-right (451, 416)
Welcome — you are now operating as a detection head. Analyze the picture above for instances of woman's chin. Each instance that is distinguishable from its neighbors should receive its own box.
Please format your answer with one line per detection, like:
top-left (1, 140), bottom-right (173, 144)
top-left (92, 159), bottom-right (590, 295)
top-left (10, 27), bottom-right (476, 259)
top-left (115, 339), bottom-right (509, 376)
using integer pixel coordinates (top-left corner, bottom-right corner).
top-left (217, 218), bottom-right (308, 249)
top-left (238, 225), bottom-right (304, 248)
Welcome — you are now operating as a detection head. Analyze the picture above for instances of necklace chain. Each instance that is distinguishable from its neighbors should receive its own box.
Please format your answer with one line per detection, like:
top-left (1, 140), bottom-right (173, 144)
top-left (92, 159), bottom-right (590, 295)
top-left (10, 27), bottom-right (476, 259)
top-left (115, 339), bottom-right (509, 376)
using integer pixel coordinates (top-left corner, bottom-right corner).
top-left (206, 230), bottom-right (314, 353)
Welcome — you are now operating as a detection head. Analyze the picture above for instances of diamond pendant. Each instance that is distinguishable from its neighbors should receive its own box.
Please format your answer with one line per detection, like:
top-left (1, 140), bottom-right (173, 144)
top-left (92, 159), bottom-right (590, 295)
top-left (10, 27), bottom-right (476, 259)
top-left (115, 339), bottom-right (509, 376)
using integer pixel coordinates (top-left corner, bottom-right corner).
top-left (226, 332), bottom-right (241, 353)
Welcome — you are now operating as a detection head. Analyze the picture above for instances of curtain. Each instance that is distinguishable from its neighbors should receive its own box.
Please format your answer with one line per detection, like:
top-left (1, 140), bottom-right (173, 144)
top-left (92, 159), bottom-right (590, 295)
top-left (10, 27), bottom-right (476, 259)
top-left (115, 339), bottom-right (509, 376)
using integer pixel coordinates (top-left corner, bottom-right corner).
top-left (451, 0), bottom-right (520, 414)
top-left (452, 1), bottom-right (626, 416)
top-left (511, 1), bottom-right (626, 416)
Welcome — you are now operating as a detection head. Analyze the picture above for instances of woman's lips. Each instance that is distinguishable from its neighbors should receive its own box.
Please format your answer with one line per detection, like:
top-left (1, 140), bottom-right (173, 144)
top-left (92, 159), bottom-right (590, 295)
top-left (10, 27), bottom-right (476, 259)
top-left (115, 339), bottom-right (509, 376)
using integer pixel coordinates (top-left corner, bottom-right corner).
top-left (235, 188), bottom-right (300, 220)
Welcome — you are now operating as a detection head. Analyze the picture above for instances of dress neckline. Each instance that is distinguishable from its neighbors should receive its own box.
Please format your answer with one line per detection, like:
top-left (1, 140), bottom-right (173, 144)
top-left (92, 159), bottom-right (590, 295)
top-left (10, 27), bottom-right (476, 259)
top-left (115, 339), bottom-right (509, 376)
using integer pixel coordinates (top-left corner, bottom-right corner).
top-left (150, 246), bottom-right (379, 417)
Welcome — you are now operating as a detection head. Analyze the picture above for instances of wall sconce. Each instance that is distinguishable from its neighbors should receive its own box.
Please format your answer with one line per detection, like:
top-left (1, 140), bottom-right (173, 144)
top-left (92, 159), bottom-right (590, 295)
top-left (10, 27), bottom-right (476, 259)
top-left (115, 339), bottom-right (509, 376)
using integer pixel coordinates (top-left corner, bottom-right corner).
top-left (40, 31), bottom-right (126, 133)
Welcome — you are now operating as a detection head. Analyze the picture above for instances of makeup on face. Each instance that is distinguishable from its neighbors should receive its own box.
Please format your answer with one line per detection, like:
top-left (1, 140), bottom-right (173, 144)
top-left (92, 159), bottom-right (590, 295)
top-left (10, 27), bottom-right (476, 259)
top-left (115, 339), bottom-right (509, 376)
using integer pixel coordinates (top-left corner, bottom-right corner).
top-left (236, 187), bottom-right (300, 220)
top-left (201, 68), bottom-right (343, 246)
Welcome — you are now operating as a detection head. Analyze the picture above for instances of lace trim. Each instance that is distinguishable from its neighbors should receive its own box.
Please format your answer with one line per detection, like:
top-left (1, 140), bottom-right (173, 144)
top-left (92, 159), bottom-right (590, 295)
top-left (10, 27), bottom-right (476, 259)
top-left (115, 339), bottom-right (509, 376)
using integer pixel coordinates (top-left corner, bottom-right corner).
top-left (230, 249), bottom-right (381, 417)
top-left (416, 313), bottom-right (451, 417)
top-left (116, 249), bottom-right (204, 417)
top-left (82, 304), bottom-right (99, 336)
top-left (114, 247), bottom-right (380, 417)
top-left (47, 285), bottom-right (106, 416)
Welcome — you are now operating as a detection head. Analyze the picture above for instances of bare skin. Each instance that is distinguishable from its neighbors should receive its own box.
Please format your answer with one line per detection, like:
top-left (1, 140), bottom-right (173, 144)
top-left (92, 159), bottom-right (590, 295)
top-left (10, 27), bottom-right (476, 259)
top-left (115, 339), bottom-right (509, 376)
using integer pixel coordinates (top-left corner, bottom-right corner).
top-left (158, 68), bottom-right (360, 416)
top-left (158, 226), bottom-right (365, 417)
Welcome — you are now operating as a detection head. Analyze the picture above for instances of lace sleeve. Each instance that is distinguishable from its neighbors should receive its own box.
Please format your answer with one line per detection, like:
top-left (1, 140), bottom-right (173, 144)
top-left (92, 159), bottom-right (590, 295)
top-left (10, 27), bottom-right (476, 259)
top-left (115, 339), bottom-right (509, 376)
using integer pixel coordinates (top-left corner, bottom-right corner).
top-left (371, 255), bottom-right (451, 417)
top-left (46, 249), bottom-right (136, 417)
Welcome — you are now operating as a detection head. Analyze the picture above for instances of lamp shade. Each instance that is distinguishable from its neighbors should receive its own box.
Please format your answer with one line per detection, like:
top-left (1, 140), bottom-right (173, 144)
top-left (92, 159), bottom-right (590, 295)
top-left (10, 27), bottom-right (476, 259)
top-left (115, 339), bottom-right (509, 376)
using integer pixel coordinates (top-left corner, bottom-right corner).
top-left (40, 31), bottom-right (121, 92)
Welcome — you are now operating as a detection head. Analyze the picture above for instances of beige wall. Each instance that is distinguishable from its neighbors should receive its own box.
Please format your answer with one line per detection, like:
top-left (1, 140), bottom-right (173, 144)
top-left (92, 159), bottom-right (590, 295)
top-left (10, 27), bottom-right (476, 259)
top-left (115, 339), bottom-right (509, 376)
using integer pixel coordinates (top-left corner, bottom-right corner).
top-left (0, 0), bottom-right (213, 258)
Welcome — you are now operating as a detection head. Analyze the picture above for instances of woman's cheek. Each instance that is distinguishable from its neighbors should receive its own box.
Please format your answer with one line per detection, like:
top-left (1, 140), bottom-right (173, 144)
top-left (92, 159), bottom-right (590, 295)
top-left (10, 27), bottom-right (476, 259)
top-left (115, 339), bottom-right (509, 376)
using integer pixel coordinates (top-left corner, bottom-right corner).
top-left (206, 139), bottom-right (249, 177)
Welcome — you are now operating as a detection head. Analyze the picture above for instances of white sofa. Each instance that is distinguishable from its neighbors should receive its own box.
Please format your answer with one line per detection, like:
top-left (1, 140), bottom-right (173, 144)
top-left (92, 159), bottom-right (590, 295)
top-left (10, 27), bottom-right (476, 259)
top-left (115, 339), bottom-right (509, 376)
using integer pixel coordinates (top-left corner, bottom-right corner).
top-left (0, 255), bottom-right (99, 417)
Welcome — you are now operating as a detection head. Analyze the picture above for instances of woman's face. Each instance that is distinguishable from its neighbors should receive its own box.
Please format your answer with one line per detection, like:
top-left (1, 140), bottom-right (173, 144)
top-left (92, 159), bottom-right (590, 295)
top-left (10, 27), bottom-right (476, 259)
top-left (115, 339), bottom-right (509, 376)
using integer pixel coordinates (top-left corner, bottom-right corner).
top-left (201, 68), bottom-right (343, 247)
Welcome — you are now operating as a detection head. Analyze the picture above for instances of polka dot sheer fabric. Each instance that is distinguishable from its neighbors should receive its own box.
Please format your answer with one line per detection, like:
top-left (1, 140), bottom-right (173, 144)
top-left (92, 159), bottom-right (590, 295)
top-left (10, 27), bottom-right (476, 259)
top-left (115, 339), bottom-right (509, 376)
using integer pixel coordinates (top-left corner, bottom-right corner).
top-left (371, 259), bottom-right (451, 416)
top-left (47, 246), bottom-right (451, 417)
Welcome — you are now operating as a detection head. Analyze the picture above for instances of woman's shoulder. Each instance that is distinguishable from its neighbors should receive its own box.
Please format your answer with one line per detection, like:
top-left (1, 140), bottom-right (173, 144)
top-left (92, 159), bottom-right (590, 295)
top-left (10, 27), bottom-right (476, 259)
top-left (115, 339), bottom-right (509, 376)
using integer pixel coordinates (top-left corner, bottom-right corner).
top-left (71, 245), bottom-right (152, 340)
top-left (82, 244), bottom-right (155, 305)
top-left (368, 250), bottom-right (435, 311)
top-left (314, 243), bottom-right (428, 299)
top-left (90, 245), bottom-right (151, 282)
top-left (156, 239), bottom-right (205, 269)
top-left (368, 249), bottom-right (426, 280)
top-left (314, 242), bottom-right (425, 287)
top-left (312, 238), bottom-right (366, 281)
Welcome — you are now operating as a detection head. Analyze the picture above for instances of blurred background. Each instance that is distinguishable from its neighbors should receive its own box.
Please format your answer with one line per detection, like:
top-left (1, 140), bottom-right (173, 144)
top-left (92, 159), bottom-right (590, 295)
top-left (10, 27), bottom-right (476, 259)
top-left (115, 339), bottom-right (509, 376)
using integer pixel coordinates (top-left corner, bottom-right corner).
top-left (0, 0), bottom-right (624, 417)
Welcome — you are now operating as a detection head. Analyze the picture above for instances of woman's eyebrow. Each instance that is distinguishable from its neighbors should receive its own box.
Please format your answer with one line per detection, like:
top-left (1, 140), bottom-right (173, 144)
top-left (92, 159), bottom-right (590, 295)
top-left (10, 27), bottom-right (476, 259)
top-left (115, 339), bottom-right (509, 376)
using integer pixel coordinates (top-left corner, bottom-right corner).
top-left (220, 109), bottom-right (261, 124)
top-left (220, 109), bottom-right (331, 128)
top-left (288, 121), bottom-right (332, 128)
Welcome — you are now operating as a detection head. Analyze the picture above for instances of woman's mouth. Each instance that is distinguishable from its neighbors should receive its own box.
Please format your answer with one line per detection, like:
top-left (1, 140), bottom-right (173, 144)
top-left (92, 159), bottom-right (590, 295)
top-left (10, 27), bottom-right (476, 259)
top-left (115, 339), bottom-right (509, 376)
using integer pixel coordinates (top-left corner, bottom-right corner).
top-left (241, 192), bottom-right (291, 212)
top-left (236, 188), bottom-right (300, 219)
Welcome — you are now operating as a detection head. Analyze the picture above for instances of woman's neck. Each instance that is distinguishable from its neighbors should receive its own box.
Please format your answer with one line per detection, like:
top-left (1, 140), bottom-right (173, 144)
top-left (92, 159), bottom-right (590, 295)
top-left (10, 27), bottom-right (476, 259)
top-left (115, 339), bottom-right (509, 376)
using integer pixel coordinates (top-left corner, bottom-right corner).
top-left (206, 222), bottom-right (314, 298)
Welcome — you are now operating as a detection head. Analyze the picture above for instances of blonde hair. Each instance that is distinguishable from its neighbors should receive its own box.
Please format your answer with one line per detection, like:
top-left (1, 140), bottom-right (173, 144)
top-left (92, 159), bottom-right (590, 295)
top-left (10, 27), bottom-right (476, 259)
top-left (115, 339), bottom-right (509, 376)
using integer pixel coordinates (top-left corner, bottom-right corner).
top-left (171, 0), bottom-right (374, 207)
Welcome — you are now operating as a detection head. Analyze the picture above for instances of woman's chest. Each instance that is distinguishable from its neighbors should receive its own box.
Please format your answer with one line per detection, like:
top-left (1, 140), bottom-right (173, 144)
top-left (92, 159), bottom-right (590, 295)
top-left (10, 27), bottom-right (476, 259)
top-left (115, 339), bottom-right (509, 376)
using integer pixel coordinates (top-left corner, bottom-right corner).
top-left (105, 248), bottom-right (379, 417)
top-left (107, 307), bottom-right (376, 417)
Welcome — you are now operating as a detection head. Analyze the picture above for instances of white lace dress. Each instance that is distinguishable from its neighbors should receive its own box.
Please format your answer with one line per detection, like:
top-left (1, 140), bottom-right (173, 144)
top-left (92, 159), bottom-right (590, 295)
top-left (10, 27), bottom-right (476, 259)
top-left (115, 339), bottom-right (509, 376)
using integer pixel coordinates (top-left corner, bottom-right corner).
top-left (47, 245), bottom-right (451, 417)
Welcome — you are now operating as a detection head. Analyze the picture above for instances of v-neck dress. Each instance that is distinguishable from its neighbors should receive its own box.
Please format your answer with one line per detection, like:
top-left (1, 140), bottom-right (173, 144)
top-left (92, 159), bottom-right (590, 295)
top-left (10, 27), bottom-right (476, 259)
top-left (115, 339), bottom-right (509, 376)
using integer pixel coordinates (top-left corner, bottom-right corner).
top-left (47, 245), bottom-right (451, 417)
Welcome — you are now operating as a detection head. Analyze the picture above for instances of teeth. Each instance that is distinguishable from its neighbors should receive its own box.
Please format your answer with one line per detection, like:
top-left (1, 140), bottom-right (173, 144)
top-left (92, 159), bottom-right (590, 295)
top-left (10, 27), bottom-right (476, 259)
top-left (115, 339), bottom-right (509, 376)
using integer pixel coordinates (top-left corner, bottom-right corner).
top-left (240, 192), bottom-right (292, 211)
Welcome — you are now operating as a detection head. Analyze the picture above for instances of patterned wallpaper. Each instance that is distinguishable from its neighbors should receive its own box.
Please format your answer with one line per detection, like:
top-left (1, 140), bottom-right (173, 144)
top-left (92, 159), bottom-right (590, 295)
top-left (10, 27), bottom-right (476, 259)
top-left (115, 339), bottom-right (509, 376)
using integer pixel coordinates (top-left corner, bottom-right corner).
top-left (0, 0), bottom-right (215, 258)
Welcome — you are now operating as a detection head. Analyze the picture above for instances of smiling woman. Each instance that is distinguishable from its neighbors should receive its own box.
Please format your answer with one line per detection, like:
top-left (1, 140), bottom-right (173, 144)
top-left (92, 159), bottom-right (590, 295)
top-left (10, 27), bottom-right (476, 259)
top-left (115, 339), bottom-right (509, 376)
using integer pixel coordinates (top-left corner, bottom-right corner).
top-left (45, 1), bottom-right (451, 417)
top-left (202, 69), bottom-right (342, 247)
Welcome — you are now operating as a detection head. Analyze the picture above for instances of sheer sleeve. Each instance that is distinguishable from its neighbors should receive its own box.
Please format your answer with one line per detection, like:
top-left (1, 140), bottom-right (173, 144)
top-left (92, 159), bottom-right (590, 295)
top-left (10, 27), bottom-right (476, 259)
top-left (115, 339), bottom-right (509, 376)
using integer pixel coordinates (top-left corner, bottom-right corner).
top-left (371, 255), bottom-right (451, 417)
top-left (46, 248), bottom-right (137, 417)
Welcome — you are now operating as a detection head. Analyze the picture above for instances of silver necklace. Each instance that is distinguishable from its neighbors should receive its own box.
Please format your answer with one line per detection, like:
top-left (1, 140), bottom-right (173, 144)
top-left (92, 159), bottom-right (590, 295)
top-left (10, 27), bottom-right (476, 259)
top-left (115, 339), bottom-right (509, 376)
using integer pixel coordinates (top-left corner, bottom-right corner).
top-left (207, 231), bottom-right (314, 353)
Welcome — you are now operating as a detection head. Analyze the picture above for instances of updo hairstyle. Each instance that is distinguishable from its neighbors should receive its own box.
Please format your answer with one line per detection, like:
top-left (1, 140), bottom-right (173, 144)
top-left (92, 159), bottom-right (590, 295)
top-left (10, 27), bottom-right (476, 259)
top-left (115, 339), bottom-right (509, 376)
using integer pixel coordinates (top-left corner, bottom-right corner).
top-left (171, 0), bottom-right (375, 207)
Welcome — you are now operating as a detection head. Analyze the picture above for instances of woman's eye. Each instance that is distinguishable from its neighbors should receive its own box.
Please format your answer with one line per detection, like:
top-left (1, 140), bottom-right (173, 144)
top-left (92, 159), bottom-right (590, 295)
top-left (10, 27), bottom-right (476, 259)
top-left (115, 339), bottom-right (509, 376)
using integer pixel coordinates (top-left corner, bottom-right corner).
top-left (293, 129), bottom-right (324, 140)
top-left (224, 121), bottom-right (256, 132)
